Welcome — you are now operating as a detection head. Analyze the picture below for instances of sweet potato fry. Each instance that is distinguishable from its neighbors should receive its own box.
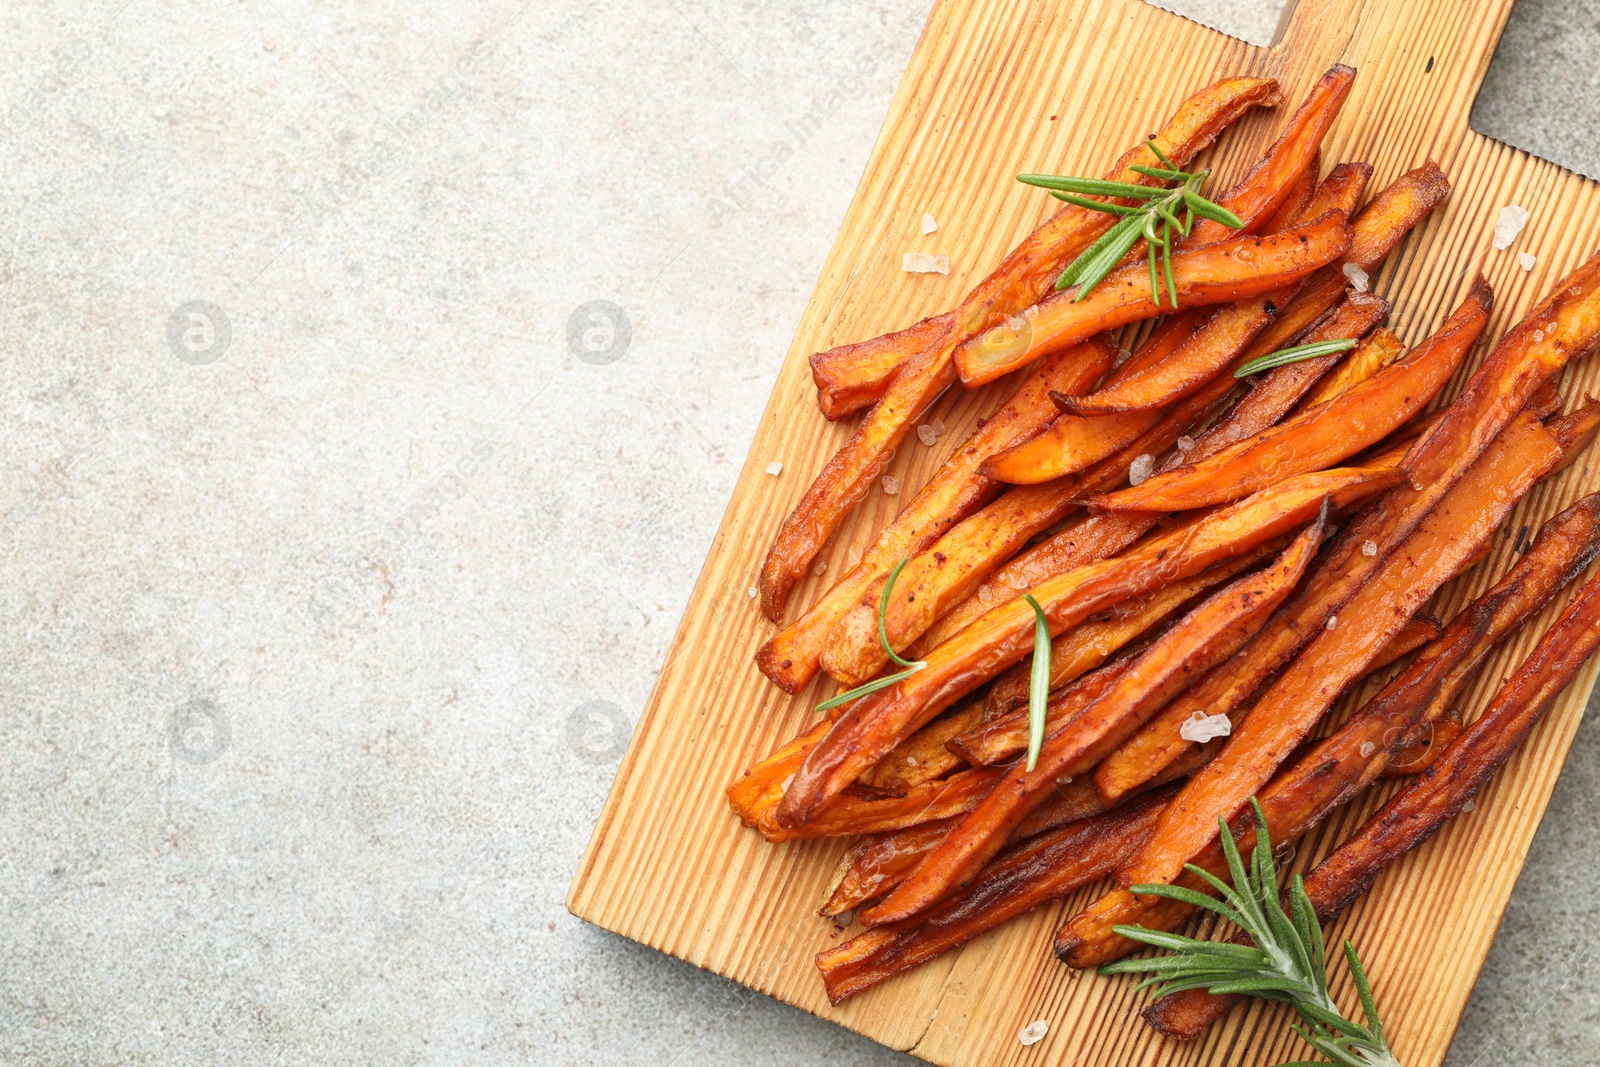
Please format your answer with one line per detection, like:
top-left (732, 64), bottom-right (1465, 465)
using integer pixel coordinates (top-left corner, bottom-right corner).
top-left (1297, 326), bottom-right (1405, 411)
top-left (1155, 291), bottom-right (1390, 468)
top-left (1089, 281), bottom-right (1489, 511)
top-left (915, 511), bottom-right (1165, 652)
top-left (1379, 705), bottom-right (1464, 776)
top-left (1145, 495), bottom-right (1600, 1036)
top-left (1064, 491), bottom-right (1600, 971)
top-left (954, 65), bottom-right (1356, 390)
top-left (1312, 563), bottom-right (1600, 908)
top-left (758, 78), bottom-right (1282, 619)
top-left (727, 719), bottom-right (831, 826)
top-left (820, 346), bottom-right (1254, 687)
top-left (955, 211), bottom-right (1353, 387)
top-left (1550, 395), bottom-right (1600, 473)
top-left (862, 521), bottom-right (1324, 925)
top-left (1186, 65), bottom-right (1355, 246)
top-left (757, 338), bottom-right (1114, 692)
top-left (857, 702), bottom-right (985, 793)
top-left (1093, 611), bottom-right (1434, 804)
top-left (978, 315), bottom-right (1209, 484)
top-left (758, 765), bottom-right (1006, 843)
top-left (1116, 407), bottom-right (1562, 889)
top-left (1055, 165), bottom-right (1372, 418)
top-left (1094, 391), bottom-right (1592, 806)
top-left (1228, 160), bottom-right (1450, 369)
top-left (811, 311), bottom-right (957, 420)
top-left (816, 793), bottom-right (1170, 1004)
top-left (981, 550), bottom-right (1272, 718)
top-left (775, 466), bottom-right (1398, 830)
top-left (820, 774), bottom-right (1115, 917)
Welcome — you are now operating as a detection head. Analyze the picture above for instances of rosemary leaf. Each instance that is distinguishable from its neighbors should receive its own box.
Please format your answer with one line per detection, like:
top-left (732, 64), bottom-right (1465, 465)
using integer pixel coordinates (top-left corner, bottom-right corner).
top-left (1022, 593), bottom-right (1051, 772)
top-left (1183, 185), bottom-right (1245, 229)
top-left (1048, 190), bottom-right (1143, 216)
top-left (1234, 337), bottom-right (1358, 378)
top-left (814, 665), bottom-right (922, 713)
top-left (814, 557), bottom-right (927, 712)
top-left (1017, 174), bottom-right (1168, 199)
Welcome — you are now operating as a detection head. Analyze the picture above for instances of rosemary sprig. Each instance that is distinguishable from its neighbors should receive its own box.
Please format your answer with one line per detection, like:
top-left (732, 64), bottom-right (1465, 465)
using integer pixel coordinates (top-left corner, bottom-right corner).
top-left (1100, 798), bottom-right (1401, 1067)
top-left (1022, 594), bottom-right (1052, 771)
top-left (816, 559), bottom-right (926, 712)
top-left (1234, 337), bottom-right (1358, 378)
top-left (1018, 141), bottom-right (1244, 307)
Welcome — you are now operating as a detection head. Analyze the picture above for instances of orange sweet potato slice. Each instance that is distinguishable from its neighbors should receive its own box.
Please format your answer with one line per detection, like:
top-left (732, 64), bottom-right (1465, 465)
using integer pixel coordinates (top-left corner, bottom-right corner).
top-left (860, 520), bottom-right (1323, 926)
top-left (773, 465), bottom-right (1398, 830)
top-left (758, 78), bottom-right (1283, 619)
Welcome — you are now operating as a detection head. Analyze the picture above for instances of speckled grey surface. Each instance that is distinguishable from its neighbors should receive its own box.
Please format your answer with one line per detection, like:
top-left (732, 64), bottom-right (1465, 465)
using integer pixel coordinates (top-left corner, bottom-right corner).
top-left (0, 1), bottom-right (1594, 1065)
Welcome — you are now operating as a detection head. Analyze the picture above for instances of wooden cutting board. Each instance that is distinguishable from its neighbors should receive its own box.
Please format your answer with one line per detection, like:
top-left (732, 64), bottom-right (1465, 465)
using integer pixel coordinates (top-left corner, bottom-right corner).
top-left (568, 1), bottom-right (1600, 1063)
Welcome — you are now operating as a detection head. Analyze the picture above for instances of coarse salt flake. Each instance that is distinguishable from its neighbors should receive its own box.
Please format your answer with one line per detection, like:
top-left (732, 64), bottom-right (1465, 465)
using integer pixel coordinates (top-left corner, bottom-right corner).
top-left (1462, 798), bottom-right (1476, 813)
top-left (1362, 540), bottom-right (1378, 556)
top-left (766, 461), bottom-right (783, 476)
top-left (1327, 615), bottom-right (1339, 630)
top-left (1342, 262), bottom-right (1370, 293)
top-left (927, 417), bottom-right (946, 436)
top-left (1534, 329), bottom-right (1546, 344)
top-left (881, 474), bottom-right (901, 495)
top-left (1018, 1020), bottom-right (1050, 1046)
top-left (1360, 741), bottom-right (1376, 757)
top-left (847, 545), bottom-right (863, 567)
top-left (1492, 204), bottom-right (1529, 250)
top-left (1519, 251), bottom-right (1537, 271)
top-left (922, 212), bottom-right (938, 234)
top-left (978, 586), bottom-right (995, 604)
top-left (834, 909), bottom-right (855, 926)
top-left (1129, 453), bottom-right (1156, 485)
top-left (748, 586), bottom-right (758, 599)
top-left (903, 251), bottom-right (949, 274)
top-left (1180, 711), bottom-right (1232, 743)
top-left (917, 424), bottom-right (939, 446)
top-left (814, 560), bottom-right (828, 576)
top-left (1176, 435), bottom-right (1196, 452)
top-left (906, 755), bottom-right (920, 767)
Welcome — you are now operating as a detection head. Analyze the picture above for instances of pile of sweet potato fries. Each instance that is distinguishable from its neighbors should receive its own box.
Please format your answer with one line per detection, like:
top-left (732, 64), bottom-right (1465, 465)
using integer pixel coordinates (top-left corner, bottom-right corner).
top-left (727, 65), bottom-right (1600, 1029)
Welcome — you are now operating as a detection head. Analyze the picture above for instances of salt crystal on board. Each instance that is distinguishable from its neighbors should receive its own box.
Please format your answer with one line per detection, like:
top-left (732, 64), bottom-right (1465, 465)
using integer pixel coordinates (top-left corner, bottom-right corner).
top-left (917, 424), bottom-right (938, 446)
top-left (1519, 251), bottom-right (1537, 271)
top-left (922, 212), bottom-right (938, 234)
top-left (1463, 798), bottom-right (1476, 813)
top-left (1492, 204), bottom-right (1528, 250)
top-left (1180, 711), bottom-right (1232, 743)
top-left (766, 461), bottom-right (783, 476)
top-left (903, 252), bottom-right (949, 274)
top-left (1018, 1020), bottom-right (1049, 1046)
top-left (882, 474), bottom-right (901, 495)
top-left (1343, 262), bottom-right (1370, 293)
top-left (748, 587), bottom-right (758, 599)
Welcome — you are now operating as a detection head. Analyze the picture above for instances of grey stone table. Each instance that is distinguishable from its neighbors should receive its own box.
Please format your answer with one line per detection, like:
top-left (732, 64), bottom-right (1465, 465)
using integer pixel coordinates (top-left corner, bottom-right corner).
top-left (1, 1), bottom-right (1595, 1064)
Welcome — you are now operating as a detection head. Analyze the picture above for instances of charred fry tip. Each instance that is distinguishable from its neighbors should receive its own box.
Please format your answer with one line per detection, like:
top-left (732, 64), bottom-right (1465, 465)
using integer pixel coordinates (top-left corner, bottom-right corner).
top-left (1047, 389), bottom-right (1081, 414)
top-left (1465, 272), bottom-right (1494, 311)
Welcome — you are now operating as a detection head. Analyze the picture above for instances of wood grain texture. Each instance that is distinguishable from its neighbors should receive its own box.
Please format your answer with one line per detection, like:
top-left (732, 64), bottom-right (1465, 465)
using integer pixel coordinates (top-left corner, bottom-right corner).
top-left (568, 1), bottom-right (1600, 1063)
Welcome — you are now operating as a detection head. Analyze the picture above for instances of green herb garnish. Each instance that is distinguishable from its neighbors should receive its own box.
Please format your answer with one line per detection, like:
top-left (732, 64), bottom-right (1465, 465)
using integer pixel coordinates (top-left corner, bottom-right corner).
top-left (1022, 594), bottom-right (1052, 772)
top-left (1101, 798), bottom-right (1401, 1067)
top-left (1018, 141), bottom-right (1244, 307)
top-left (1234, 337), bottom-right (1358, 378)
top-left (816, 558), bottom-right (927, 713)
